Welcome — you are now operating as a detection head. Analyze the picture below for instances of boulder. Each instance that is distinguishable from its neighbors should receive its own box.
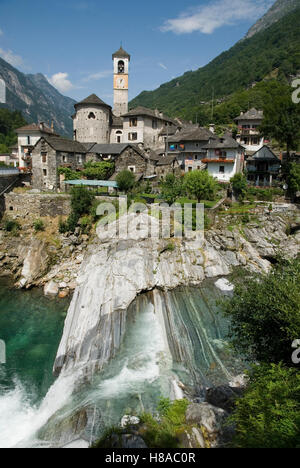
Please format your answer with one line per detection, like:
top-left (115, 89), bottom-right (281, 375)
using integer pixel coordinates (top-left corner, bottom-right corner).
top-left (121, 415), bottom-right (140, 428)
top-left (206, 385), bottom-right (244, 412)
top-left (186, 403), bottom-right (226, 435)
top-left (44, 280), bottom-right (59, 297)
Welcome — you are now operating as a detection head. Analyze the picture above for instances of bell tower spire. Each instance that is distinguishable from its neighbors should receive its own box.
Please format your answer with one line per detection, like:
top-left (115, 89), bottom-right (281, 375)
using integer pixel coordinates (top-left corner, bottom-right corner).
top-left (112, 46), bottom-right (130, 117)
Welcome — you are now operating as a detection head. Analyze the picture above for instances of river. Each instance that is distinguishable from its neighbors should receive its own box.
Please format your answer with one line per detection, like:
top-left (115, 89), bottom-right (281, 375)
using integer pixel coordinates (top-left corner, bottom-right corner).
top-left (0, 278), bottom-right (243, 448)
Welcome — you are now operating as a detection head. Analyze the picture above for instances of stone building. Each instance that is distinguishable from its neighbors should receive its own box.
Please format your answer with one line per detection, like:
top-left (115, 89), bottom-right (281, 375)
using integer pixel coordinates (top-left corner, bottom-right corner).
top-left (16, 122), bottom-right (58, 171)
top-left (202, 134), bottom-right (245, 183)
top-left (234, 108), bottom-right (265, 155)
top-left (32, 136), bottom-right (86, 191)
top-left (246, 145), bottom-right (281, 187)
top-left (167, 126), bottom-right (217, 171)
top-left (72, 94), bottom-right (112, 145)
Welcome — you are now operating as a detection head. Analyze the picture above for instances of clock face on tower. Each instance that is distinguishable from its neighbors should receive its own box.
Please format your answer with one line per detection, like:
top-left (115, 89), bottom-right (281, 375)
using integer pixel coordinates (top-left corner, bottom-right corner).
top-left (114, 74), bottom-right (128, 90)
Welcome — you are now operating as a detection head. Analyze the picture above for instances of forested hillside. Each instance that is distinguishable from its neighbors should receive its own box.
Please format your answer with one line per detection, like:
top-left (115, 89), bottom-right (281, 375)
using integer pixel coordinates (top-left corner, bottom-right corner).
top-left (129, 8), bottom-right (300, 123)
top-left (0, 109), bottom-right (27, 154)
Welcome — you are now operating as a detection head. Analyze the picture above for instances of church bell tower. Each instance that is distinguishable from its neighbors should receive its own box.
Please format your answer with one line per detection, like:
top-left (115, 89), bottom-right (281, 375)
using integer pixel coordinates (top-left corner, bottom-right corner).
top-left (113, 46), bottom-right (130, 117)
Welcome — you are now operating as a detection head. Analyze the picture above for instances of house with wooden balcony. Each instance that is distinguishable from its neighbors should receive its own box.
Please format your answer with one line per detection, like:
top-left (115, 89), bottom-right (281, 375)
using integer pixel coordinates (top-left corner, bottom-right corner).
top-left (246, 145), bottom-right (281, 187)
top-left (202, 134), bottom-right (245, 182)
top-left (234, 108), bottom-right (265, 155)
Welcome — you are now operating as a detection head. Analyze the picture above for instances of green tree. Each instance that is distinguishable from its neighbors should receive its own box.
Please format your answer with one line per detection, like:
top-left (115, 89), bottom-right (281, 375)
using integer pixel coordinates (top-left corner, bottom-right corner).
top-left (230, 173), bottom-right (247, 200)
top-left (260, 82), bottom-right (300, 155)
top-left (183, 170), bottom-right (218, 203)
top-left (83, 162), bottom-right (114, 180)
top-left (160, 174), bottom-right (183, 205)
top-left (286, 162), bottom-right (300, 198)
top-left (222, 258), bottom-right (300, 366)
top-left (230, 364), bottom-right (300, 449)
top-left (116, 170), bottom-right (136, 193)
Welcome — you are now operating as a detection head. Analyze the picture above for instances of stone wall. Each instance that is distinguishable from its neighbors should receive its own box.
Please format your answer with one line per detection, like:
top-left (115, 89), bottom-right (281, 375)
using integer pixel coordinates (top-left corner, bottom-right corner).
top-left (5, 193), bottom-right (71, 218)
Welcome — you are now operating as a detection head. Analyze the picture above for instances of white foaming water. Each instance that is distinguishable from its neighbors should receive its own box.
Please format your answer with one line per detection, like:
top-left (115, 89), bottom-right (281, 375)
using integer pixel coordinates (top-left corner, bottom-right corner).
top-left (0, 371), bottom-right (78, 448)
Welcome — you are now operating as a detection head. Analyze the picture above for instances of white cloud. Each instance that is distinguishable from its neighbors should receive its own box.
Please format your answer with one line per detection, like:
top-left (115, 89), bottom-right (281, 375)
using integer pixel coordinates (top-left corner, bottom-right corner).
top-left (161, 0), bottom-right (274, 34)
top-left (82, 70), bottom-right (112, 82)
top-left (158, 63), bottom-right (168, 70)
top-left (0, 47), bottom-right (23, 67)
top-left (47, 72), bottom-right (74, 93)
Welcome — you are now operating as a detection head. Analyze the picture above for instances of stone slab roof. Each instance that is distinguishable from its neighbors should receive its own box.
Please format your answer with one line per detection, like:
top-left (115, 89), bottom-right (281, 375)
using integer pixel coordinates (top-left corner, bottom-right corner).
top-left (248, 145), bottom-right (280, 161)
top-left (74, 94), bottom-right (111, 110)
top-left (36, 136), bottom-right (87, 153)
top-left (202, 134), bottom-right (241, 149)
top-left (122, 106), bottom-right (176, 124)
top-left (16, 123), bottom-right (58, 136)
top-left (234, 108), bottom-right (264, 121)
top-left (112, 47), bottom-right (131, 60)
top-left (170, 127), bottom-right (216, 143)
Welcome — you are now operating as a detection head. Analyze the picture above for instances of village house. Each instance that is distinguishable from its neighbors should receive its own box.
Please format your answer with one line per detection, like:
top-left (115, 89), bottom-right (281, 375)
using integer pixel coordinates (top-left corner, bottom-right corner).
top-left (202, 134), bottom-right (245, 183)
top-left (246, 145), bottom-right (281, 187)
top-left (31, 136), bottom-right (87, 191)
top-left (234, 108), bottom-right (265, 155)
top-left (121, 107), bottom-right (178, 150)
top-left (167, 126), bottom-right (217, 171)
top-left (16, 122), bottom-right (58, 171)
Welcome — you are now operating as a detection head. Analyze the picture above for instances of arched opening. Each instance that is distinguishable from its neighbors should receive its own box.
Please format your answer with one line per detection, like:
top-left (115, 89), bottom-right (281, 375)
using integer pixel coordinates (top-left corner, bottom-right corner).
top-left (88, 112), bottom-right (96, 119)
top-left (118, 60), bottom-right (125, 74)
top-left (116, 131), bottom-right (123, 143)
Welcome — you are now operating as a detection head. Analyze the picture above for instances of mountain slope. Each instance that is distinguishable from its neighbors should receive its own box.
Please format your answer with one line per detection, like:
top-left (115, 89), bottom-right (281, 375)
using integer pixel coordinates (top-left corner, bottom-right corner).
top-left (0, 58), bottom-right (76, 137)
top-left (129, 7), bottom-right (300, 121)
top-left (246, 0), bottom-right (299, 38)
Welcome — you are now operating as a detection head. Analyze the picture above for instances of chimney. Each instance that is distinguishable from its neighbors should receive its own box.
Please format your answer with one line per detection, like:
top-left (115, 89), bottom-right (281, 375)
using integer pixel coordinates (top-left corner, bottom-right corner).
top-left (209, 123), bottom-right (215, 134)
top-left (51, 120), bottom-right (54, 133)
top-left (39, 122), bottom-right (45, 131)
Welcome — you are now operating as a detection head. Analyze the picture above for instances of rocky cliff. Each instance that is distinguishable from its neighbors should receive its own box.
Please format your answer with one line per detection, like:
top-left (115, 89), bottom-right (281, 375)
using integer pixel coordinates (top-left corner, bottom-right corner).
top-left (53, 206), bottom-right (300, 377)
top-left (0, 57), bottom-right (75, 137)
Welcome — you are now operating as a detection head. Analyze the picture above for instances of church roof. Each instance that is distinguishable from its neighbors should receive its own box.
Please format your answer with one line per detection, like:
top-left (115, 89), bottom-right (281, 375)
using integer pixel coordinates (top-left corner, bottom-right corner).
top-left (112, 47), bottom-right (131, 60)
top-left (74, 94), bottom-right (111, 109)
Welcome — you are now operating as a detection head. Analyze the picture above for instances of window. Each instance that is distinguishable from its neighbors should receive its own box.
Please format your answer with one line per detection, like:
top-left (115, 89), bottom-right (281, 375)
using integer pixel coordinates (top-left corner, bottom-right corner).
top-left (128, 132), bottom-right (138, 141)
top-left (129, 118), bottom-right (137, 127)
top-left (62, 155), bottom-right (68, 163)
top-left (219, 166), bottom-right (225, 174)
top-left (43, 169), bottom-right (47, 177)
top-left (116, 131), bottom-right (122, 143)
top-left (77, 154), bottom-right (83, 164)
top-left (195, 155), bottom-right (198, 160)
top-left (128, 166), bottom-right (136, 173)
top-left (41, 152), bottom-right (47, 163)
top-left (152, 119), bottom-right (158, 130)
top-left (27, 136), bottom-right (31, 145)
top-left (118, 60), bottom-right (125, 74)
top-left (88, 112), bottom-right (96, 119)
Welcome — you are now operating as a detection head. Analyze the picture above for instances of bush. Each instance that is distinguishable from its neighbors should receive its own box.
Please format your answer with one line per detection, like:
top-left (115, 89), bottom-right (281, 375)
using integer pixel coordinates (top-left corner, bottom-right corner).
top-left (83, 162), bottom-right (114, 180)
top-left (160, 174), bottom-right (183, 205)
top-left (3, 218), bottom-right (21, 233)
top-left (222, 258), bottom-right (300, 365)
top-left (231, 173), bottom-right (247, 201)
top-left (231, 364), bottom-right (300, 448)
top-left (183, 170), bottom-right (218, 202)
top-left (116, 170), bottom-right (136, 193)
top-left (33, 219), bottom-right (45, 232)
top-left (58, 167), bottom-right (81, 181)
top-left (59, 219), bottom-right (69, 234)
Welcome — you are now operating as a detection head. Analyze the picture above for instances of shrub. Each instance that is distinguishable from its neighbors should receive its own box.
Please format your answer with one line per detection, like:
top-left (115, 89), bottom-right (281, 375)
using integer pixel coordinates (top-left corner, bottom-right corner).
top-left (79, 216), bottom-right (93, 234)
top-left (33, 219), bottom-right (45, 232)
top-left (58, 167), bottom-right (81, 181)
top-left (183, 170), bottom-right (218, 202)
top-left (116, 170), bottom-right (136, 193)
top-left (59, 219), bottom-right (69, 234)
top-left (3, 218), bottom-right (21, 233)
top-left (231, 364), bottom-right (300, 448)
top-left (160, 174), bottom-right (183, 205)
top-left (83, 162), bottom-right (114, 180)
top-left (231, 173), bottom-right (247, 201)
top-left (222, 258), bottom-right (300, 365)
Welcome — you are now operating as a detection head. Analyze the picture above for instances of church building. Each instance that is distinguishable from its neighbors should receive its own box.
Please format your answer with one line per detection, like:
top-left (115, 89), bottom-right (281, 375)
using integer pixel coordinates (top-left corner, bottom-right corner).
top-left (72, 47), bottom-right (178, 151)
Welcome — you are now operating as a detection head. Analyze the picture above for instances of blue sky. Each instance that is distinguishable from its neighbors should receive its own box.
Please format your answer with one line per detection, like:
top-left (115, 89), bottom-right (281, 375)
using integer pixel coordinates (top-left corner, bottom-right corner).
top-left (0, 0), bottom-right (275, 105)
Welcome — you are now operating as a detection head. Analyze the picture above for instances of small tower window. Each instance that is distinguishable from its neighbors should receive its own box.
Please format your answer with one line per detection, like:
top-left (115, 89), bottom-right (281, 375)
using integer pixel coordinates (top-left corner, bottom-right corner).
top-left (118, 60), bottom-right (125, 74)
top-left (88, 112), bottom-right (96, 119)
